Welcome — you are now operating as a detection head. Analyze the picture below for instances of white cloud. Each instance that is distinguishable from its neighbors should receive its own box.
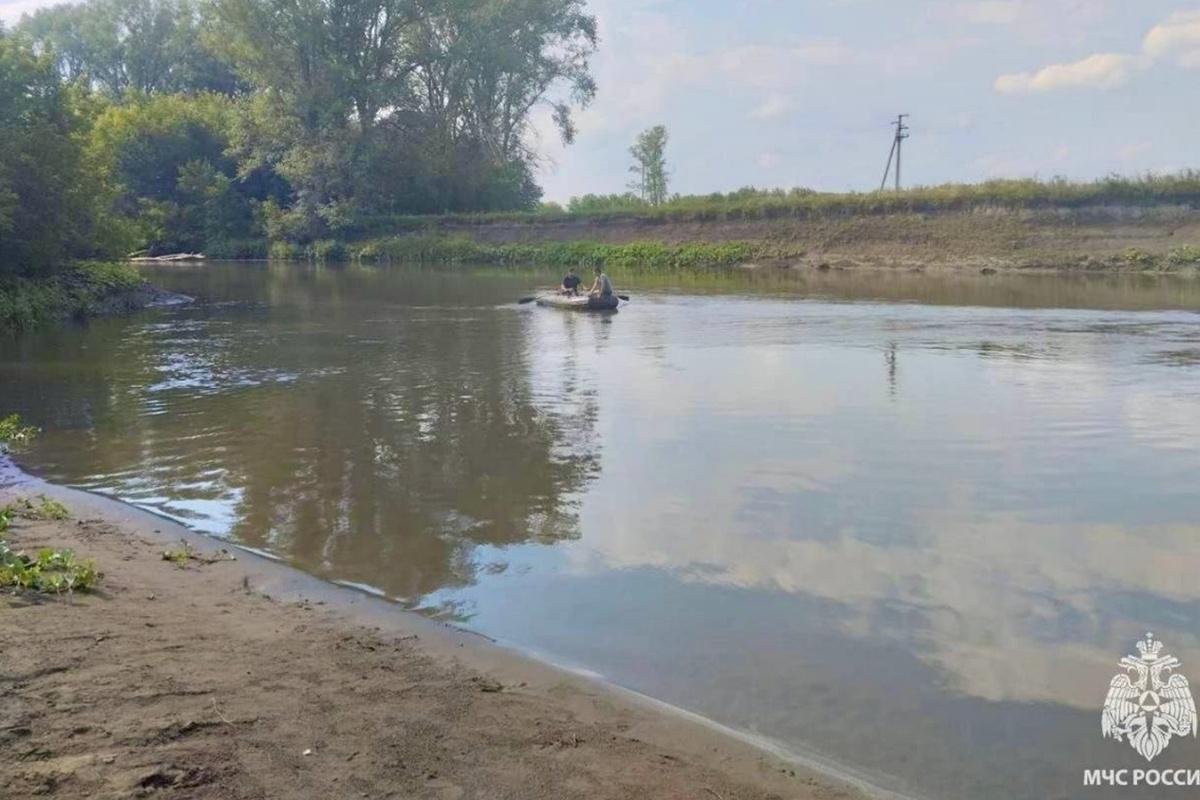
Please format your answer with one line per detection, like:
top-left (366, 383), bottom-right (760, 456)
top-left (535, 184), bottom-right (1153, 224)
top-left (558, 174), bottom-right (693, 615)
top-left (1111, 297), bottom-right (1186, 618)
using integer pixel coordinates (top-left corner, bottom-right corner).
top-left (995, 8), bottom-right (1200, 94)
top-left (749, 94), bottom-right (793, 120)
top-left (1142, 10), bottom-right (1200, 64)
top-left (994, 52), bottom-right (1142, 93)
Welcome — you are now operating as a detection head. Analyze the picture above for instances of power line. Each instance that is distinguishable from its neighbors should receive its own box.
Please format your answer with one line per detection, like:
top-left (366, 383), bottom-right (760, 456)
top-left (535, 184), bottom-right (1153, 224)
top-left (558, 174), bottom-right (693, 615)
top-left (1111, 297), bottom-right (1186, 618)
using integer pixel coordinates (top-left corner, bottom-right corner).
top-left (879, 113), bottom-right (909, 191)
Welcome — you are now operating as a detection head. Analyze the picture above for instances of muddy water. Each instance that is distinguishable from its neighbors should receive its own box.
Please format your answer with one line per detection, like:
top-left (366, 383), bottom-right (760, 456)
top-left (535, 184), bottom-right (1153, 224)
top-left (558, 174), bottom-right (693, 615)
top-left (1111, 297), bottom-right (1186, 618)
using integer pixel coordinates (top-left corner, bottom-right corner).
top-left (4, 262), bottom-right (1200, 800)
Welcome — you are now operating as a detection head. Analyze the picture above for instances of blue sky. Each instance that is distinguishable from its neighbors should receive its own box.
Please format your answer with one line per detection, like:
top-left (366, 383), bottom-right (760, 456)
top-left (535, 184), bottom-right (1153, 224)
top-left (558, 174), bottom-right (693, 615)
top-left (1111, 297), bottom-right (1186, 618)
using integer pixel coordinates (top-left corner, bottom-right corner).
top-left (5, 0), bottom-right (1199, 200)
top-left (529, 0), bottom-right (1200, 200)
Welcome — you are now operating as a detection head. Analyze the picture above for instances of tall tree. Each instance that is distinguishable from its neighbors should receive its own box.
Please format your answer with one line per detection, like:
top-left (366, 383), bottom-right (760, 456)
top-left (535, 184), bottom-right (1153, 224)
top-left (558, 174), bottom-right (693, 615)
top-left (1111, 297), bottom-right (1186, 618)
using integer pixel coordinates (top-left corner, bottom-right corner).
top-left (0, 28), bottom-right (104, 274)
top-left (19, 0), bottom-right (240, 96)
top-left (628, 124), bottom-right (668, 206)
top-left (210, 0), bottom-right (597, 231)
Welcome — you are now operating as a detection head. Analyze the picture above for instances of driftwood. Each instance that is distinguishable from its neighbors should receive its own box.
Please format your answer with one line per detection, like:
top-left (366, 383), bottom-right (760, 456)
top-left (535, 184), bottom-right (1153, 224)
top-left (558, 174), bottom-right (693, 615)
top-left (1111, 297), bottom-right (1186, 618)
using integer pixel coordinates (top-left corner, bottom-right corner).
top-left (128, 252), bottom-right (206, 263)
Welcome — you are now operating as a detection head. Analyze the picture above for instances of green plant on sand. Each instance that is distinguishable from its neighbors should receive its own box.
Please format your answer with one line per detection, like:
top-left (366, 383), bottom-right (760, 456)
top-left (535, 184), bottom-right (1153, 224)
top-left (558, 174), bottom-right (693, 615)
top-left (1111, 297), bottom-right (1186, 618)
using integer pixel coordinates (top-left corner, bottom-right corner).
top-left (0, 498), bottom-right (101, 594)
top-left (162, 539), bottom-right (236, 567)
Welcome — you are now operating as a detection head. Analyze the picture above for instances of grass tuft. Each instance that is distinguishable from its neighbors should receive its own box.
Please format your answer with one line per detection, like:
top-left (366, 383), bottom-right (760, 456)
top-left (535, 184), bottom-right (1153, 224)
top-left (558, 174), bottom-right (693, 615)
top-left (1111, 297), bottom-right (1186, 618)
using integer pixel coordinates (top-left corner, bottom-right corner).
top-left (0, 498), bottom-right (100, 594)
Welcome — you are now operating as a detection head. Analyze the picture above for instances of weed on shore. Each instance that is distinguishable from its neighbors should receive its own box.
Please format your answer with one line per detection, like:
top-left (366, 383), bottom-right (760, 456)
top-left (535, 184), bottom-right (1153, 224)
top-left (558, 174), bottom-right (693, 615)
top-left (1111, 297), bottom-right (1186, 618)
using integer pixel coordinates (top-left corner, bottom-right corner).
top-left (1, 499), bottom-right (101, 594)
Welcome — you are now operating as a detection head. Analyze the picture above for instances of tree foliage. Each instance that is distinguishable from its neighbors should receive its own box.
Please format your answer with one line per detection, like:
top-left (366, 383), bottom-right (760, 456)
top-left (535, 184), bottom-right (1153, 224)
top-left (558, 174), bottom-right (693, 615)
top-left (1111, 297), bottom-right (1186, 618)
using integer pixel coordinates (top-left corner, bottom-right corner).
top-left (0, 0), bottom-right (598, 271)
top-left (87, 93), bottom-right (278, 253)
top-left (628, 124), bottom-right (668, 206)
top-left (0, 28), bottom-right (103, 275)
top-left (19, 0), bottom-right (240, 96)
top-left (208, 0), bottom-right (597, 234)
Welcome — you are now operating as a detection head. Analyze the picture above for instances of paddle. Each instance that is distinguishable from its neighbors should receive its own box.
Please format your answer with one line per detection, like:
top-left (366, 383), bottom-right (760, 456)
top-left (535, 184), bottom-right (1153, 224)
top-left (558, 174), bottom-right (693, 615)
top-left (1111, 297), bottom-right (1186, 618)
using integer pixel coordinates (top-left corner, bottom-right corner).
top-left (518, 294), bottom-right (630, 304)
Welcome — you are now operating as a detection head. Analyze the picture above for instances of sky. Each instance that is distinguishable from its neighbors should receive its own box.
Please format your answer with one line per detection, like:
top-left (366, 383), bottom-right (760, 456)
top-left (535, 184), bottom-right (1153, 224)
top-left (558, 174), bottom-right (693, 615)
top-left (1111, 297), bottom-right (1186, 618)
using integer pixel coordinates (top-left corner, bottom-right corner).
top-left (4, 0), bottom-right (1199, 201)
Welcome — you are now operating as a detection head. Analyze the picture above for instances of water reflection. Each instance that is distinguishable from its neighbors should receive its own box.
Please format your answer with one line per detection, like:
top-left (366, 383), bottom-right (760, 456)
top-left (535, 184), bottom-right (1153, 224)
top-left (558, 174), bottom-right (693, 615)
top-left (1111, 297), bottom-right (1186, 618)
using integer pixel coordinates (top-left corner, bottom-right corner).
top-left (2, 264), bottom-right (602, 600)
top-left (3, 263), bottom-right (1200, 800)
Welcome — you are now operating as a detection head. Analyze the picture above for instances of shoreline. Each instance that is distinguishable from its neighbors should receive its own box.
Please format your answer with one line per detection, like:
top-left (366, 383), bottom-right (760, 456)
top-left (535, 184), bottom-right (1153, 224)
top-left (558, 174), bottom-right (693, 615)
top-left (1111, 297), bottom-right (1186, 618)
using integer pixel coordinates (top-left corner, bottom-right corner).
top-left (123, 203), bottom-right (1200, 274)
top-left (0, 457), bottom-right (882, 800)
top-left (0, 262), bottom-right (192, 335)
top-left (256, 204), bottom-right (1200, 274)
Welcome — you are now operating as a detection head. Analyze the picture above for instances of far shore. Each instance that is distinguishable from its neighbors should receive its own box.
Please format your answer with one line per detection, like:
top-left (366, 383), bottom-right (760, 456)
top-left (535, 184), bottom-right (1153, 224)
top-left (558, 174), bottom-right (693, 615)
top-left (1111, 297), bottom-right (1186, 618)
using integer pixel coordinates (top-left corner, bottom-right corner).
top-left (0, 458), bottom-right (872, 800)
top-left (153, 204), bottom-right (1200, 274)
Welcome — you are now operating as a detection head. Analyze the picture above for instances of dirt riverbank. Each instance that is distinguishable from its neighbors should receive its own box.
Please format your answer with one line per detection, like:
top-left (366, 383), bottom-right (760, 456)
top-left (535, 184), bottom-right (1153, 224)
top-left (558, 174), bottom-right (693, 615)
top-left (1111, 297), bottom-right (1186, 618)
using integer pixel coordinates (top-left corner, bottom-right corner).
top-left (427, 205), bottom-right (1200, 272)
top-left (0, 464), bottom-right (866, 800)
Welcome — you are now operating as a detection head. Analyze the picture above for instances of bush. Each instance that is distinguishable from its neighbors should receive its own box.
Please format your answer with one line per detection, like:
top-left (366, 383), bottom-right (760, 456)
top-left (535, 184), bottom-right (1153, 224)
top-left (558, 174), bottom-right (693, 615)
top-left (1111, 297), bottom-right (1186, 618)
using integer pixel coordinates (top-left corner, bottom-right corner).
top-left (1166, 245), bottom-right (1200, 267)
top-left (310, 239), bottom-right (348, 262)
top-left (0, 262), bottom-right (145, 333)
top-left (0, 414), bottom-right (40, 452)
top-left (268, 241), bottom-right (305, 261)
top-left (206, 238), bottom-right (270, 259)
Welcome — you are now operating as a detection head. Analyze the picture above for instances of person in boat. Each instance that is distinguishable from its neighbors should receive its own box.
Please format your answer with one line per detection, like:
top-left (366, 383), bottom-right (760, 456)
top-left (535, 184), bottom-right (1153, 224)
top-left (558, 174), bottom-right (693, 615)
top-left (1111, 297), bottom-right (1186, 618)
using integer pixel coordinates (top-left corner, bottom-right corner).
top-left (561, 270), bottom-right (582, 295)
top-left (588, 266), bottom-right (614, 299)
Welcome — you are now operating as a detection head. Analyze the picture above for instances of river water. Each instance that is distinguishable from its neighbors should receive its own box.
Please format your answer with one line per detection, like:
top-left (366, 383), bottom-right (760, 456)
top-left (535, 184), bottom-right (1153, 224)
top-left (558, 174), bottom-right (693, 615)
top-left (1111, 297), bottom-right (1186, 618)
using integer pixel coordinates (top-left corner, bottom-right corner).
top-left (4, 262), bottom-right (1200, 799)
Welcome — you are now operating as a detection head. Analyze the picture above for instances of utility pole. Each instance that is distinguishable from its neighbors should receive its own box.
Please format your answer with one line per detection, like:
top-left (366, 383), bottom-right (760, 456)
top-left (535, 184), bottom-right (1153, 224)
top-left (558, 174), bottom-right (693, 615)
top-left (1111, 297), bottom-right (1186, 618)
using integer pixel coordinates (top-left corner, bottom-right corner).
top-left (879, 113), bottom-right (910, 191)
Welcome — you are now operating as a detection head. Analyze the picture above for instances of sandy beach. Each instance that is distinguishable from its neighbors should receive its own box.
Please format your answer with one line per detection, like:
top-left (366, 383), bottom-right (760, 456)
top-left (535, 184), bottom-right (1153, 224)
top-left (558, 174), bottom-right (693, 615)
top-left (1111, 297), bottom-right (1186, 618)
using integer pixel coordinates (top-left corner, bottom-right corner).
top-left (0, 461), bottom-right (863, 800)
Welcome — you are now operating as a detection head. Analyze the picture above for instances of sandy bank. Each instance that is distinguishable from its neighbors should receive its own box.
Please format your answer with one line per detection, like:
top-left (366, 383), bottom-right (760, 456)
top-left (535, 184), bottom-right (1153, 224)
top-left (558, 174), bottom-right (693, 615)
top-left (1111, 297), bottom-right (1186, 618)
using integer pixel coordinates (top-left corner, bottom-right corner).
top-left (0, 462), bottom-right (867, 800)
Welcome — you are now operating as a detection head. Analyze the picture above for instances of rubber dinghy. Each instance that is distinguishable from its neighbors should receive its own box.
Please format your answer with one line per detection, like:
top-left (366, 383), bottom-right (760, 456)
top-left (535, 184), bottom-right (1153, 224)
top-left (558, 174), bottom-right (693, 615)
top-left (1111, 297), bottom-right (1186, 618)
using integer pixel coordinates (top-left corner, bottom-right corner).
top-left (534, 293), bottom-right (619, 311)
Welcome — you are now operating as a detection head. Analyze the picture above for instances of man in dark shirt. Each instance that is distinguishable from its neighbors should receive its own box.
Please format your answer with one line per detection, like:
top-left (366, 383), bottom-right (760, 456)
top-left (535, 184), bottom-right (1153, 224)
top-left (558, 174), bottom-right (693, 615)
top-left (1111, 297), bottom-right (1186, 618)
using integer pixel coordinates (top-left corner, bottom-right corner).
top-left (561, 270), bottom-right (582, 295)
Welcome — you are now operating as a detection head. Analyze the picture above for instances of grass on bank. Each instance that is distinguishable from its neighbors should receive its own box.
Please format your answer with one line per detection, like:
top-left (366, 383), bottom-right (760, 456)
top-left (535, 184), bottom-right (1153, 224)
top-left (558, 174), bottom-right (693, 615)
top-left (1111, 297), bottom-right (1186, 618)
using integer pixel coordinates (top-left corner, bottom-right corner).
top-left (351, 238), bottom-right (764, 269)
top-left (220, 173), bottom-right (1200, 261)
top-left (0, 419), bottom-right (100, 594)
top-left (344, 172), bottom-right (1200, 232)
top-left (1, 500), bottom-right (100, 594)
top-left (269, 236), bottom-right (766, 269)
top-left (266, 235), bottom-right (1200, 272)
top-left (0, 262), bottom-right (145, 333)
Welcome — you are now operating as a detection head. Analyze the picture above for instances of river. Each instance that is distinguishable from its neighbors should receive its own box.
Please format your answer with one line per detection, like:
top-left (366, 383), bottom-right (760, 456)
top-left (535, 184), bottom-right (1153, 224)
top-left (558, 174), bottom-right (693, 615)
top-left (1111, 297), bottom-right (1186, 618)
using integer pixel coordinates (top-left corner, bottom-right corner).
top-left (4, 261), bottom-right (1200, 799)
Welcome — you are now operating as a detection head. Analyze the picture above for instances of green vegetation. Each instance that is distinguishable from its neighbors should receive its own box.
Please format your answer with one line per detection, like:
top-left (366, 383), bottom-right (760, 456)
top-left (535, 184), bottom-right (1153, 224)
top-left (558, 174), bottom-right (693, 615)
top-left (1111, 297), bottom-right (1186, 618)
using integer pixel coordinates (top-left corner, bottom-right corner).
top-left (162, 539), bottom-right (235, 567)
top-left (258, 235), bottom-right (1200, 272)
top-left (1, 262), bottom-right (146, 333)
top-left (350, 173), bottom-right (1200, 231)
top-left (3, 0), bottom-right (1199, 280)
top-left (1165, 245), bottom-right (1200, 267)
top-left (3, 0), bottom-right (598, 274)
top-left (354, 237), bottom-right (765, 269)
top-left (0, 498), bottom-right (100, 595)
top-left (161, 540), bottom-right (197, 566)
top-left (0, 25), bottom-right (107, 273)
top-left (20, 0), bottom-right (240, 97)
top-left (0, 537), bottom-right (101, 594)
top-left (0, 414), bottom-right (39, 452)
top-left (4, 496), bottom-right (72, 521)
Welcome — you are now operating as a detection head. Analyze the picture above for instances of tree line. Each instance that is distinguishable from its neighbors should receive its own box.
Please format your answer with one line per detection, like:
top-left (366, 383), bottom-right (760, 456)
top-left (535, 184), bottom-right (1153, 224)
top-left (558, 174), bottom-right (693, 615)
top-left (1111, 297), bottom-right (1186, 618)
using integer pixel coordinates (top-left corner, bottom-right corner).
top-left (1, 0), bottom-right (597, 274)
